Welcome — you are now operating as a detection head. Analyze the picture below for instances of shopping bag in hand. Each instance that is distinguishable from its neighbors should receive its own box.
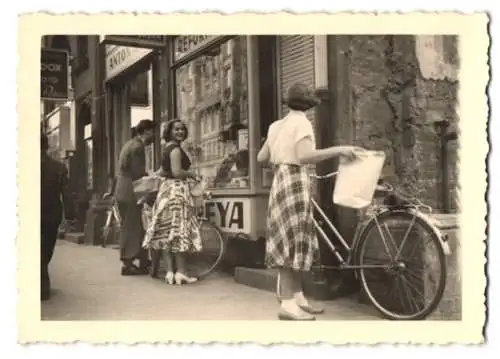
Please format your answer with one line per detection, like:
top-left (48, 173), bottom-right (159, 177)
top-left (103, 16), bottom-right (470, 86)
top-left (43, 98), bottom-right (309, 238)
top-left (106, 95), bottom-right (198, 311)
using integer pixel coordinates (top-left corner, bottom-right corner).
top-left (333, 150), bottom-right (386, 209)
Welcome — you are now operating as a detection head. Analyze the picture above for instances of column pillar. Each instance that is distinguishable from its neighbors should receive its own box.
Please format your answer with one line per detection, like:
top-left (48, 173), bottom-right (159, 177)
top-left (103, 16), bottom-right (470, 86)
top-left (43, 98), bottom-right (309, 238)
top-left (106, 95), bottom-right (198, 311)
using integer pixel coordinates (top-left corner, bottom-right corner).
top-left (246, 35), bottom-right (260, 191)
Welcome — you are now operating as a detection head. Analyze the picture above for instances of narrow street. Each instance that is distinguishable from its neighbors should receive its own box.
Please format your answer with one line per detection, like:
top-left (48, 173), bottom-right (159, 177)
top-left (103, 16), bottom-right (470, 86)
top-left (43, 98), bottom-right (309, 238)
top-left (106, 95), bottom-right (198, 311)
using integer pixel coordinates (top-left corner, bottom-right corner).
top-left (41, 240), bottom-right (381, 321)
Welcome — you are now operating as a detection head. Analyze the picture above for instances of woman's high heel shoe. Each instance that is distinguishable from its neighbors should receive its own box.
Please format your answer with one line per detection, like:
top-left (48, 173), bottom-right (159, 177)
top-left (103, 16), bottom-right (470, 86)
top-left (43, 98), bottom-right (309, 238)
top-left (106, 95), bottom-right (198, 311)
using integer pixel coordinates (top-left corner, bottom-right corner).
top-left (174, 272), bottom-right (197, 285)
top-left (165, 271), bottom-right (174, 285)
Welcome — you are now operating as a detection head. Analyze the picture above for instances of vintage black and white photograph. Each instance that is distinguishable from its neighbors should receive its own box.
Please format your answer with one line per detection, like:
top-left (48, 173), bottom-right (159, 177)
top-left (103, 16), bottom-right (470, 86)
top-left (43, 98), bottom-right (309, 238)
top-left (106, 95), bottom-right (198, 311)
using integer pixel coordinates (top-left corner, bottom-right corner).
top-left (18, 13), bottom-right (488, 344)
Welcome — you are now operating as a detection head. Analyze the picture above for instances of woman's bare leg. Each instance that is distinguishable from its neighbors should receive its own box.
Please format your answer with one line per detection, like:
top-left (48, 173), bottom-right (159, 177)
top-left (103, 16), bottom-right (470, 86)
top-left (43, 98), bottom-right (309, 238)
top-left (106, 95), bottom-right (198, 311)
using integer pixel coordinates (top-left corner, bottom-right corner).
top-left (277, 268), bottom-right (314, 319)
top-left (163, 251), bottom-right (175, 284)
top-left (292, 270), bottom-right (324, 314)
top-left (174, 253), bottom-right (197, 284)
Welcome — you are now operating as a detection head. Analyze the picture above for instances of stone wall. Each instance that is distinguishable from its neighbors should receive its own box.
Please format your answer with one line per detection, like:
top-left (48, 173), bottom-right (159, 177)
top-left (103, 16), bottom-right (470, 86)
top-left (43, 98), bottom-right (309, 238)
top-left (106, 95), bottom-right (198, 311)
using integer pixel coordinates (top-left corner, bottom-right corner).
top-left (347, 35), bottom-right (459, 212)
top-left (345, 35), bottom-right (461, 319)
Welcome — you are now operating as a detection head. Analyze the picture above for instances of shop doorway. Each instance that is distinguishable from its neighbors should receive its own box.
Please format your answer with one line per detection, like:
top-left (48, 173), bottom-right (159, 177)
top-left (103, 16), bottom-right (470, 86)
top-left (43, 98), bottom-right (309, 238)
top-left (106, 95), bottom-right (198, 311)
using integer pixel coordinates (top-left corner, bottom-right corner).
top-left (108, 62), bottom-right (156, 177)
top-left (129, 65), bottom-right (155, 174)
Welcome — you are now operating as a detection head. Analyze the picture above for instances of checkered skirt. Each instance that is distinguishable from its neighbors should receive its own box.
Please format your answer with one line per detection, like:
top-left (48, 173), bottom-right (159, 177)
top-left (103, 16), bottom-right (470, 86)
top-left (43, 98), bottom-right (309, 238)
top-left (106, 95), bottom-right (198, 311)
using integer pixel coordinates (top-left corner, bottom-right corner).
top-left (265, 164), bottom-right (319, 272)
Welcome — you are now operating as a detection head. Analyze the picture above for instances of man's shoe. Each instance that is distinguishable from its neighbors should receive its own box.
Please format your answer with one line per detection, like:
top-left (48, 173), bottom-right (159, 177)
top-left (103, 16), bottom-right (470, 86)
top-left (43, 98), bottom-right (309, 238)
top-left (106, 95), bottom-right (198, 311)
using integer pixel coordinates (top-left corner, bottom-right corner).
top-left (121, 265), bottom-right (148, 276)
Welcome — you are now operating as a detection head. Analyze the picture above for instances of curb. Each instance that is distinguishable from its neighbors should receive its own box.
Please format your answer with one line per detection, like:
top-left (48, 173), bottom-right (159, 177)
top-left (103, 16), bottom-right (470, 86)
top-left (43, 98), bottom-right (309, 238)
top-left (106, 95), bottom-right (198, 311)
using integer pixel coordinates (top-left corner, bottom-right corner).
top-left (63, 232), bottom-right (85, 245)
top-left (234, 267), bottom-right (278, 293)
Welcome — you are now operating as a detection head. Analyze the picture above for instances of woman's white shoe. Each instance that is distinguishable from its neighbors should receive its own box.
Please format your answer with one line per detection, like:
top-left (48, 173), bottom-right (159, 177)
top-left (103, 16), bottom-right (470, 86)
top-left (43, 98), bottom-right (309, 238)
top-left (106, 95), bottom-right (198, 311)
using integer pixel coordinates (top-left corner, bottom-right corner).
top-left (174, 272), bottom-right (198, 285)
top-left (165, 271), bottom-right (174, 285)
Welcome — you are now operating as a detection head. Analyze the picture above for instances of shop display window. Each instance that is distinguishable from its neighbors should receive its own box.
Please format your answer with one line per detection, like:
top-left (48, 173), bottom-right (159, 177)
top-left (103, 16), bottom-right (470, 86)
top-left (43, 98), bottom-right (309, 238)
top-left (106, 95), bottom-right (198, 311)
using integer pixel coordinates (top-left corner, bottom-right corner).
top-left (175, 36), bottom-right (250, 189)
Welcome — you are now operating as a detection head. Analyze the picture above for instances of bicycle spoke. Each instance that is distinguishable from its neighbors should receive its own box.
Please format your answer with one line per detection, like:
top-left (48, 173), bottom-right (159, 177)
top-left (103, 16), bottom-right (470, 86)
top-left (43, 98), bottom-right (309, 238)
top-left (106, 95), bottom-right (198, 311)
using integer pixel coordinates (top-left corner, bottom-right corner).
top-left (404, 229), bottom-right (433, 261)
top-left (382, 223), bottom-right (399, 258)
top-left (374, 219), bottom-right (396, 261)
top-left (401, 274), bottom-right (426, 309)
top-left (362, 256), bottom-right (390, 265)
top-left (400, 276), bottom-right (422, 313)
top-left (407, 265), bottom-right (438, 288)
top-left (394, 277), bottom-right (411, 314)
top-left (395, 215), bottom-right (417, 260)
top-left (404, 268), bottom-right (425, 283)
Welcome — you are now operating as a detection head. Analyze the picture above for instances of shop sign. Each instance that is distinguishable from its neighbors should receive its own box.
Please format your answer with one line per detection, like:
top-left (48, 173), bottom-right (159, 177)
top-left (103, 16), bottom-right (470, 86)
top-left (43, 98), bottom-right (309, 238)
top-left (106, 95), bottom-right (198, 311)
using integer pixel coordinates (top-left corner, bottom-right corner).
top-left (174, 35), bottom-right (217, 62)
top-left (103, 35), bottom-right (165, 49)
top-left (41, 48), bottom-right (69, 101)
top-left (105, 45), bottom-right (152, 80)
top-left (205, 198), bottom-right (251, 234)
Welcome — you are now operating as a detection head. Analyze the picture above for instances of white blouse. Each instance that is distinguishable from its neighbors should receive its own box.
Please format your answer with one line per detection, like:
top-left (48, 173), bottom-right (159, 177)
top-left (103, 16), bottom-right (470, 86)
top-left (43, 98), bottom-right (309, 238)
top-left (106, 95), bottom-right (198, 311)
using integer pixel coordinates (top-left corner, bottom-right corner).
top-left (266, 110), bottom-right (316, 165)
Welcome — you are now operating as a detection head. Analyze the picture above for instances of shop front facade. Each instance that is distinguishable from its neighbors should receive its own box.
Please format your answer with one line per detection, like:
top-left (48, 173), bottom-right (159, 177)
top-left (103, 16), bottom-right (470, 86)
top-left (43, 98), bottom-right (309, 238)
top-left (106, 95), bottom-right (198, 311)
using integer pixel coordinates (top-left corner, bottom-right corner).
top-left (160, 36), bottom-right (322, 266)
top-left (84, 34), bottom-right (458, 274)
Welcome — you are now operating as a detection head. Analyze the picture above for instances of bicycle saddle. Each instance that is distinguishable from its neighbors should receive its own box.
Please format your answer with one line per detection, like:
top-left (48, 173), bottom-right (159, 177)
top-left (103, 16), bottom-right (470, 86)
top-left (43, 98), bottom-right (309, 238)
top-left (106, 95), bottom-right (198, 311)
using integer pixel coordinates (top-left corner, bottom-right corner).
top-left (383, 193), bottom-right (414, 208)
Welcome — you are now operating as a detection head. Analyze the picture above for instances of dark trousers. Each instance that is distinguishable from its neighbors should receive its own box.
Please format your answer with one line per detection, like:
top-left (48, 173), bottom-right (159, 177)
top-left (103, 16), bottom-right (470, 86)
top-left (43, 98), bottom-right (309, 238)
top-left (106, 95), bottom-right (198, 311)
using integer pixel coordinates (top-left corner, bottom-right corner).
top-left (41, 220), bottom-right (60, 298)
top-left (117, 201), bottom-right (148, 267)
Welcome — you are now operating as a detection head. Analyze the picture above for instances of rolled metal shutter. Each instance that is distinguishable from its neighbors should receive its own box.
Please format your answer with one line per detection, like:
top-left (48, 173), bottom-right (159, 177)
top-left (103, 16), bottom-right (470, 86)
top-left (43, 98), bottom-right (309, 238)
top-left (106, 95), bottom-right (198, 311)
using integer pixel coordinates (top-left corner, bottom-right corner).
top-left (279, 36), bottom-right (318, 195)
top-left (279, 35), bottom-right (315, 121)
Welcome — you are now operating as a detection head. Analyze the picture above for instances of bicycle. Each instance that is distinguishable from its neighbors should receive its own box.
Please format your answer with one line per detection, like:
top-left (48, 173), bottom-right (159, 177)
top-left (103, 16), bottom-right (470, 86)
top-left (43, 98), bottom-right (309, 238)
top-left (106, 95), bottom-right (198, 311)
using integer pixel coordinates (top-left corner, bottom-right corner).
top-left (277, 170), bottom-right (450, 320)
top-left (101, 189), bottom-right (122, 248)
top-left (148, 189), bottom-right (226, 282)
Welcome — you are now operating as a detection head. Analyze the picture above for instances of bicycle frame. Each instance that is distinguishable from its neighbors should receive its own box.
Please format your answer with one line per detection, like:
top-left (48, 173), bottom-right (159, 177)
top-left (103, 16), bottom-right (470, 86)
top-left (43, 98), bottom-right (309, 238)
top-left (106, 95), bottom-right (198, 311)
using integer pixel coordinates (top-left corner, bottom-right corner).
top-left (309, 172), bottom-right (446, 272)
top-left (104, 198), bottom-right (122, 228)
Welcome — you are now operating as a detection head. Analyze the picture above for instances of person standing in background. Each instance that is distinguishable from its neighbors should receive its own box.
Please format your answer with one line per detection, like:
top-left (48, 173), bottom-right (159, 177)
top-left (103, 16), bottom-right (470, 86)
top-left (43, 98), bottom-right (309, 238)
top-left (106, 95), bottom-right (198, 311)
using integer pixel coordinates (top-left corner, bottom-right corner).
top-left (114, 119), bottom-right (156, 276)
top-left (40, 132), bottom-right (76, 301)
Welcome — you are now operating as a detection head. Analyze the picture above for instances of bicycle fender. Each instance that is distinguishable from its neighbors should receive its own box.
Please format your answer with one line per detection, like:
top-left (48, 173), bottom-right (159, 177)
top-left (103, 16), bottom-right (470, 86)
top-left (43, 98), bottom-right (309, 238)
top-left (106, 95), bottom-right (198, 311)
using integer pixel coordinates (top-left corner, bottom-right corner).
top-left (362, 208), bottom-right (452, 257)
top-left (413, 210), bottom-right (451, 256)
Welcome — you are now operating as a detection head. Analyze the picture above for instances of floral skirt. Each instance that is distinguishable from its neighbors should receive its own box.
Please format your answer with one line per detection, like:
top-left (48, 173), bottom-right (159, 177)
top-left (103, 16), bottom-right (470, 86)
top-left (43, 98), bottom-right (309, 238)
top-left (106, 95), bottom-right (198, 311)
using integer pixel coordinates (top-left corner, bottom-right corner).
top-left (142, 179), bottom-right (202, 253)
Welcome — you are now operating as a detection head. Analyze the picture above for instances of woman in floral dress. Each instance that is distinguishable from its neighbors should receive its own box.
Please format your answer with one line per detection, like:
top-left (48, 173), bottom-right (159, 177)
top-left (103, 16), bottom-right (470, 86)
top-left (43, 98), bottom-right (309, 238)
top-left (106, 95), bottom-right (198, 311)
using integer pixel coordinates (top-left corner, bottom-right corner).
top-left (143, 120), bottom-right (202, 285)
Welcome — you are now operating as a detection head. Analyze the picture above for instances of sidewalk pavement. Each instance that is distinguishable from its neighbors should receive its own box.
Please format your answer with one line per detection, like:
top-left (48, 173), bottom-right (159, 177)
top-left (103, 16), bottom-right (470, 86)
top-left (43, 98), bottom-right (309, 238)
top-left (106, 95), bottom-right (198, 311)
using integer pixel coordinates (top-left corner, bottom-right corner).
top-left (41, 240), bottom-right (382, 321)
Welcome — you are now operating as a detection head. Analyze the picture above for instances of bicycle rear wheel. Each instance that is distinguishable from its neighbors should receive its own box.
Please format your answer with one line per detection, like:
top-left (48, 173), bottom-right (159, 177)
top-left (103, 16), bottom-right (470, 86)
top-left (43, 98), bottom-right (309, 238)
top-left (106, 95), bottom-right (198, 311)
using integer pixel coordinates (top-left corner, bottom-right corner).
top-left (357, 210), bottom-right (447, 320)
top-left (184, 219), bottom-right (225, 280)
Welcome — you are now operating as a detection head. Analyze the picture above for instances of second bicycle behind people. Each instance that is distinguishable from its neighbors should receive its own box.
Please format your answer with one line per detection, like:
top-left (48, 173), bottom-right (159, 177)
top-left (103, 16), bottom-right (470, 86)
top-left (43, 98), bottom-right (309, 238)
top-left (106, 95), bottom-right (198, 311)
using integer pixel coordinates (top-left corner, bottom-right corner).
top-left (142, 119), bottom-right (202, 285)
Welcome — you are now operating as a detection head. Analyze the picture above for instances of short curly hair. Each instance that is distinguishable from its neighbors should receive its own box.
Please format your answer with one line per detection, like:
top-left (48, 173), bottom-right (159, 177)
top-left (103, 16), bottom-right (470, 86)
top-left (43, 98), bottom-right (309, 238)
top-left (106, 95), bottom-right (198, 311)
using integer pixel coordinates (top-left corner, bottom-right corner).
top-left (162, 119), bottom-right (189, 142)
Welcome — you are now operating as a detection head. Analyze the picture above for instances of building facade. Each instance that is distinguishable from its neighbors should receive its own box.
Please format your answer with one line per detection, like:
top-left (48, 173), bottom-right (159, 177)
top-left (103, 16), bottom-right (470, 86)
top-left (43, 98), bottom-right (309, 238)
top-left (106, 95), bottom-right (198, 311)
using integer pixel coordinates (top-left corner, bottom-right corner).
top-left (41, 34), bottom-right (459, 267)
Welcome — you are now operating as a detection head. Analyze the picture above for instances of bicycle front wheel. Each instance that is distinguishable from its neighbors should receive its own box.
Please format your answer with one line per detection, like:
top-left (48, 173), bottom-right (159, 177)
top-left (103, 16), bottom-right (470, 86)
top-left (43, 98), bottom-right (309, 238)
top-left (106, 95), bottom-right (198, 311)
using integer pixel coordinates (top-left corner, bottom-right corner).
top-left (357, 210), bottom-right (447, 320)
top-left (185, 219), bottom-right (225, 280)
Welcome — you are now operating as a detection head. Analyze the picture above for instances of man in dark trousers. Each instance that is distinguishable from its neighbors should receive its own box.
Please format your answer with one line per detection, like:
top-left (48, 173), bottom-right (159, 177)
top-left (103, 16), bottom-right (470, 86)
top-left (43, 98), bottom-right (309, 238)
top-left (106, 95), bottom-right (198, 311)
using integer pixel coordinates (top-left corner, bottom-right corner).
top-left (114, 119), bottom-right (156, 276)
top-left (40, 132), bottom-right (76, 301)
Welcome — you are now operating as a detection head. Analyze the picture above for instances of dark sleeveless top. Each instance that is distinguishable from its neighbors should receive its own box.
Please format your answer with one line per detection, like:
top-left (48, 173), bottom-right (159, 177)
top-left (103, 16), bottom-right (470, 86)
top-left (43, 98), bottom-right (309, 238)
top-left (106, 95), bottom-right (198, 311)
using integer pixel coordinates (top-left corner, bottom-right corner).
top-left (161, 143), bottom-right (192, 179)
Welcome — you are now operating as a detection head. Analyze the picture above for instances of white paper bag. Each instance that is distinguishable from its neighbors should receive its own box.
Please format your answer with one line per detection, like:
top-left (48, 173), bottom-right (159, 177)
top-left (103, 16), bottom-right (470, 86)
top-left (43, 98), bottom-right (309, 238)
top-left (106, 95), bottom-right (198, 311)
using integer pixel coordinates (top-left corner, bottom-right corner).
top-left (333, 150), bottom-right (386, 209)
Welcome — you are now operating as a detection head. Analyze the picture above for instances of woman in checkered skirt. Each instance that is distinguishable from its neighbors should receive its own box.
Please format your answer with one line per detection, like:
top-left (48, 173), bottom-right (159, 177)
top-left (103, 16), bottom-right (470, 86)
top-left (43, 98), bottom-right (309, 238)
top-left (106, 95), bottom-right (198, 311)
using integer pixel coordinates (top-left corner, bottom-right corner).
top-left (258, 83), bottom-right (361, 321)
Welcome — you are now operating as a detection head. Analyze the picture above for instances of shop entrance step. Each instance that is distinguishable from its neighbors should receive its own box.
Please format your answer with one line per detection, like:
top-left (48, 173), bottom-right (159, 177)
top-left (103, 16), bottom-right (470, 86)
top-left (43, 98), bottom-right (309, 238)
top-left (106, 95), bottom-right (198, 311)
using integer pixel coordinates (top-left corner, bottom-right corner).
top-left (63, 232), bottom-right (85, 245)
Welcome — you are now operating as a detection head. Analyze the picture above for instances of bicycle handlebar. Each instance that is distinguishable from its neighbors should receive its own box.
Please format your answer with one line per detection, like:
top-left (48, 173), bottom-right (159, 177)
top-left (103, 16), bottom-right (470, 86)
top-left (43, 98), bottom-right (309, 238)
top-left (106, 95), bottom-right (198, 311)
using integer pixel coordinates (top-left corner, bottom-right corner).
top-left (310, 172), bottom-right (338, 180)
